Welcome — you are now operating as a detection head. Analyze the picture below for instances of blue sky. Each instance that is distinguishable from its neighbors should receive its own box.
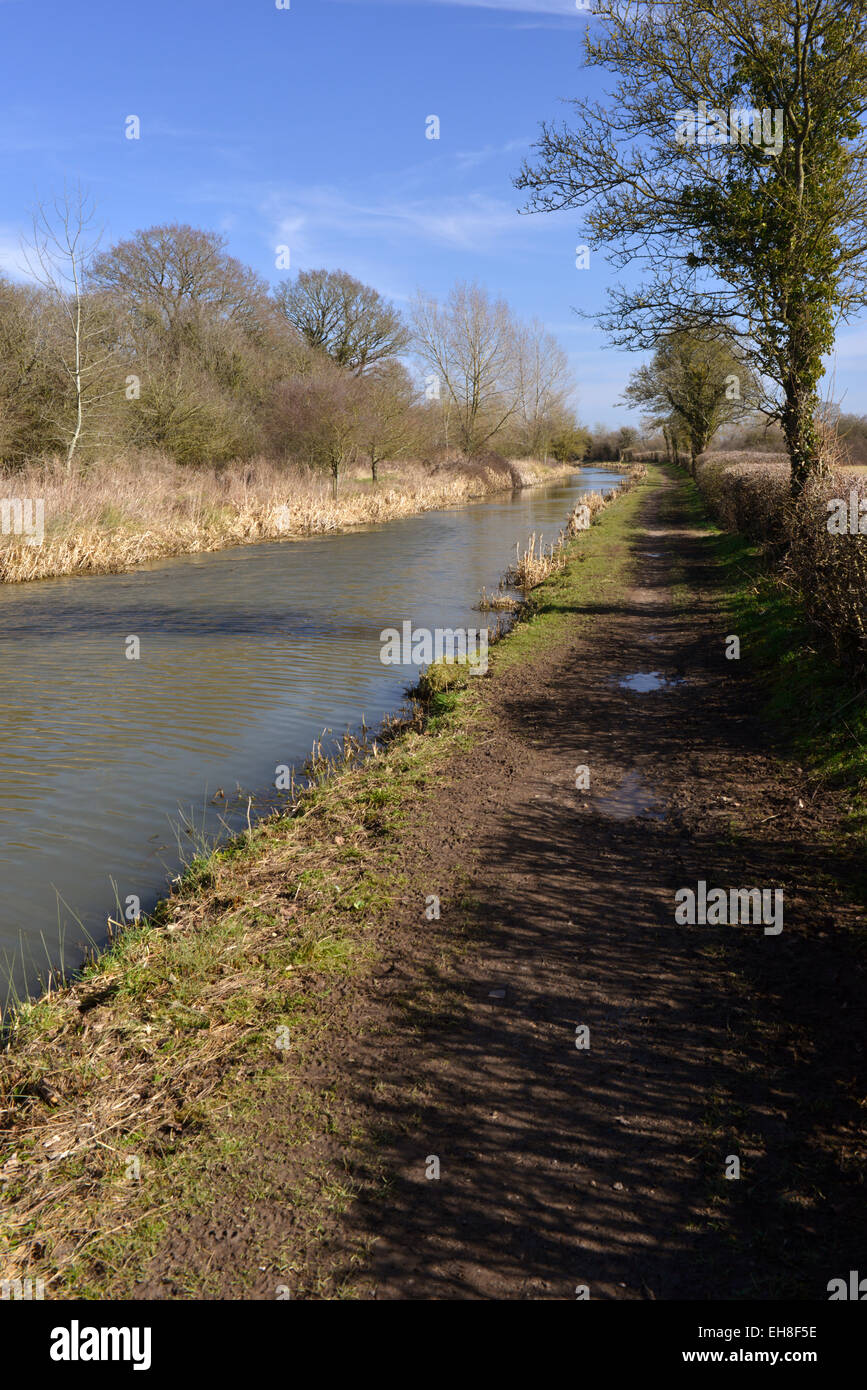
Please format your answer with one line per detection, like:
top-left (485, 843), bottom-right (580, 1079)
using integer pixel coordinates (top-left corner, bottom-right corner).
top-left (1, 0), bottom-right (864, 428)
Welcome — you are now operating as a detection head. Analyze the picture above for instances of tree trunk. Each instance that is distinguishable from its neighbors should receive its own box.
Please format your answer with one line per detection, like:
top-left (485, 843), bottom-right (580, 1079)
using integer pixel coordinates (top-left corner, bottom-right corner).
top-left (66, 296), bottom-right (83, 472)
top-left (782, 379), bottom-right (821, 497)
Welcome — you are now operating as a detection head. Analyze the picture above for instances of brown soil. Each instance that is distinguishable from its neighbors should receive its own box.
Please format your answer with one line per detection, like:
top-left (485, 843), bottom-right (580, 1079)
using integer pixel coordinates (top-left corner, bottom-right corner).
top-left (137, 469), bottom-right (866, 1300)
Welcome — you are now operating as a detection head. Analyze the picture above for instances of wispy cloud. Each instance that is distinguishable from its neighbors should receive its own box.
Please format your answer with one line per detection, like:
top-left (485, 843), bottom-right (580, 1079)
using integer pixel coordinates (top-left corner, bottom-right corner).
top-left (453, 137), bottom-right (531, 170)
top-left (189, 180), bottom-right (537, 259)
top-left (267, 185), bottom-right (528, 263)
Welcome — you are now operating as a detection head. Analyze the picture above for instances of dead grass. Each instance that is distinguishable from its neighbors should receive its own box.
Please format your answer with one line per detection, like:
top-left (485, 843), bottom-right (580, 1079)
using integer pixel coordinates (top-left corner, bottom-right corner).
top-left (476, 588), bottom-right (520, 612)
top-left (506, 530), bottom-right (570, 590)
top-left (0, 452), bottom-right (573, 584)
top-left (0, 706), bottom-right (425, 1294)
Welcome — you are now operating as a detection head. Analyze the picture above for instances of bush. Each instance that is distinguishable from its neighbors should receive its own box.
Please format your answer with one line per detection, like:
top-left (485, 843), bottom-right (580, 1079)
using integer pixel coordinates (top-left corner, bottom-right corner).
top-left (693, 451), bottom-right (867, 672)
top-left (694, 452), bottom-right (791, 544)
top-left (784, 470), bottom-right (867, 672)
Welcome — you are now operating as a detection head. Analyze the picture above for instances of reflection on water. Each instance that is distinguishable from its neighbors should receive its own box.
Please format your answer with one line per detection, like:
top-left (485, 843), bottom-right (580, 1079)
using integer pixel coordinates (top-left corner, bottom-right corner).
top-left (592, 770), bottom-right (665, 822)
top-left (0, 468), bottom-right (621, 995)
top-left (617, 672), bottom-right (685, 693)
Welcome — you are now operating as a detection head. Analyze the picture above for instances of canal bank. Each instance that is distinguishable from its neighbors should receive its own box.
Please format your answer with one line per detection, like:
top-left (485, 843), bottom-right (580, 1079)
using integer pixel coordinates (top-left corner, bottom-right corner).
top-left (2, 462), bottom-right (865, 1301)
top-left (0, 457), bottom-right (576, 586)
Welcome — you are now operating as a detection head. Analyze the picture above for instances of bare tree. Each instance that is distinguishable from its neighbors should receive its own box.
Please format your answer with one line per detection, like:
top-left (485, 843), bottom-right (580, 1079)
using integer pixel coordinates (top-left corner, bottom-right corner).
top-left (23, 185), bottom-right (116, 469)
top-left (274, 268), bottom-right (409, 375)
top-left (410, 282), bottom-right (522, 457)
top-left (269, 361), bottom-right (366, 496)
top-left (90, 224), bottom-right (270, 337)
top-left (354, 361), bottom-right (418, 481)
top-left (513, 318), bottom-right (573, 460)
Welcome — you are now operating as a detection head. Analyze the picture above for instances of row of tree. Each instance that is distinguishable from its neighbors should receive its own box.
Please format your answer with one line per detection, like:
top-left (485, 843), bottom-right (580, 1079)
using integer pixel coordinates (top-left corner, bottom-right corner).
top-left (0, 191), bottom-right (584, 487)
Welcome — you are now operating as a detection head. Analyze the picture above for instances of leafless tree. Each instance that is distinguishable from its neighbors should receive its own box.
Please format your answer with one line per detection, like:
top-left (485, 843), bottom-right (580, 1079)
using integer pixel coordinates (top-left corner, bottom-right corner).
top-left (90, 224), bottom-right (270, 337)
top-left (354, 361), bottom-right (418, 480)
top-left (268, 360), bottom-right (366, 495)
top-left (274, 268), bottom-right (409, 375)
top-left (23, 185), bottom-right (117, 469)
top-left (410, 282), bottom-right (523, 456)
top-left (513, 318), bottom-right (574, 460)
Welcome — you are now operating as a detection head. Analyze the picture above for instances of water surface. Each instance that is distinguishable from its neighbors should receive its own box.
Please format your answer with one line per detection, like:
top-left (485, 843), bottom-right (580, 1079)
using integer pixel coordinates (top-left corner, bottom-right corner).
top-left (0, 468), bottom-right (621, 995)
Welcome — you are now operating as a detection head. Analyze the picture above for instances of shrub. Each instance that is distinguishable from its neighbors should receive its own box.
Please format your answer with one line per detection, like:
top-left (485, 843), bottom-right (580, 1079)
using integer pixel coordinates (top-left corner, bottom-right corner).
top-left (693, 451), bottom-right (867, 672)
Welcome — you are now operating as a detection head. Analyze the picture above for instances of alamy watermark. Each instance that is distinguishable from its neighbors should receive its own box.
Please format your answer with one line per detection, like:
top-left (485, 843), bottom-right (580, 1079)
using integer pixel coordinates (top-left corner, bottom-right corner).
top-left (49, 1321), bottom-right (152, 1370)
top-left (827, 1269), bottom-right (867, 1299)
top-left (674, 880), bottom-right (783, 935)
top-left (826, 490), bottom-right (867, 534)
top-left (1, 1277), bottom-right (45, 1300)
top-left (0, 497), bottom-right (44, 546)
top-left (380, 621), bottom-right (489, 675)
top-left (675, 100), bottom-right (784, 156)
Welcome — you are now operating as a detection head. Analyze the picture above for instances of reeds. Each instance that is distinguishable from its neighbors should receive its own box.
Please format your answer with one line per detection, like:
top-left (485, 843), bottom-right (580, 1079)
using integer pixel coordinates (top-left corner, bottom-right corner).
top-left (0, 452), bottom-right (571, 584)
top-left (476, 587), bottom-right (520, 612)
top-left (505, 531), bottom-right (568, 590)
top-left (500, 471), bottom-right (642, 596)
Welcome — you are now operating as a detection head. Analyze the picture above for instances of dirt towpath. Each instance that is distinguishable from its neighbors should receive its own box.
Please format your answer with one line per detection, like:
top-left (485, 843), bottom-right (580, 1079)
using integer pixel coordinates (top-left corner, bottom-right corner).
top-left (140, 467), bottom-right (866, 1300)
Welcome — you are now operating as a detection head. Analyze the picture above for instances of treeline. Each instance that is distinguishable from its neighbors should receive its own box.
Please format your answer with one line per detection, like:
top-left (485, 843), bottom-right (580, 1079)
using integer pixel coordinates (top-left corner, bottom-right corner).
top-left (584, 425), bottom-right (639, 462)
top-left (0, 192), bottom-right (586, 487)
top-left (618, 327), bottom-right (867, 472)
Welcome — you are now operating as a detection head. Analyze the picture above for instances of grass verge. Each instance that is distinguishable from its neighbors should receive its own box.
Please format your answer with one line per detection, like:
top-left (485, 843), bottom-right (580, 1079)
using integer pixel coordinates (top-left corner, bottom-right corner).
top-left (667, 464), bottom-right (867, 867)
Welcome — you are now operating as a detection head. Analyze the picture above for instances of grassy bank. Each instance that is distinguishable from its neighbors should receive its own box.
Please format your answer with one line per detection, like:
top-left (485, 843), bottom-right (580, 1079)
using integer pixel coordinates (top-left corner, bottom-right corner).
top-left (0, 453), bottom-right (578, 585)
top-left (669, 462), bottom-right (867, 862)
top-left (0, 467), bottom-right (647, 1297)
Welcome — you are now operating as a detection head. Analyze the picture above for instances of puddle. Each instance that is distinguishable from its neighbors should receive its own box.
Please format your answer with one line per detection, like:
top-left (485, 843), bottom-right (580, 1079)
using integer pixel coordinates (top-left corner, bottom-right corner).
top-left (592, 770), bottom-right (665, 822)
top-left (640, 551), bottom-right (662, 557)
top-left (618, 671), bottom-right (685, 692)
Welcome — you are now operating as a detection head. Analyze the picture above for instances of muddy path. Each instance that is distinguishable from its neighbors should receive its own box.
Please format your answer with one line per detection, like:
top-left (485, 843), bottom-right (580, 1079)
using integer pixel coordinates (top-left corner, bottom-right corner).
top-left (138, 468), bottom-right (866, 1300)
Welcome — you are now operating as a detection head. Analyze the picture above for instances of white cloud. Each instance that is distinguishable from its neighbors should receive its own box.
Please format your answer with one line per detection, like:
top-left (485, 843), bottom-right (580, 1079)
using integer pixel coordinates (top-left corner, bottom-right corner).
top-left (262, 184), bottom-right (530, 256)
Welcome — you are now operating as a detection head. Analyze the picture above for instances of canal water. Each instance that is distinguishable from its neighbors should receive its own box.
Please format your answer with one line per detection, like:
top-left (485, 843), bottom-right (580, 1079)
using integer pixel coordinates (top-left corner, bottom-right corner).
top-left (0, 466), bottom-right (621, 997)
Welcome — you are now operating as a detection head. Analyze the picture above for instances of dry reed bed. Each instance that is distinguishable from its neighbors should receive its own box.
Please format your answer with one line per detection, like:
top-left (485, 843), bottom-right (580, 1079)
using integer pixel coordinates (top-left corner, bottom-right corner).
top-left (0, 454), bottom-right (570, 584)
